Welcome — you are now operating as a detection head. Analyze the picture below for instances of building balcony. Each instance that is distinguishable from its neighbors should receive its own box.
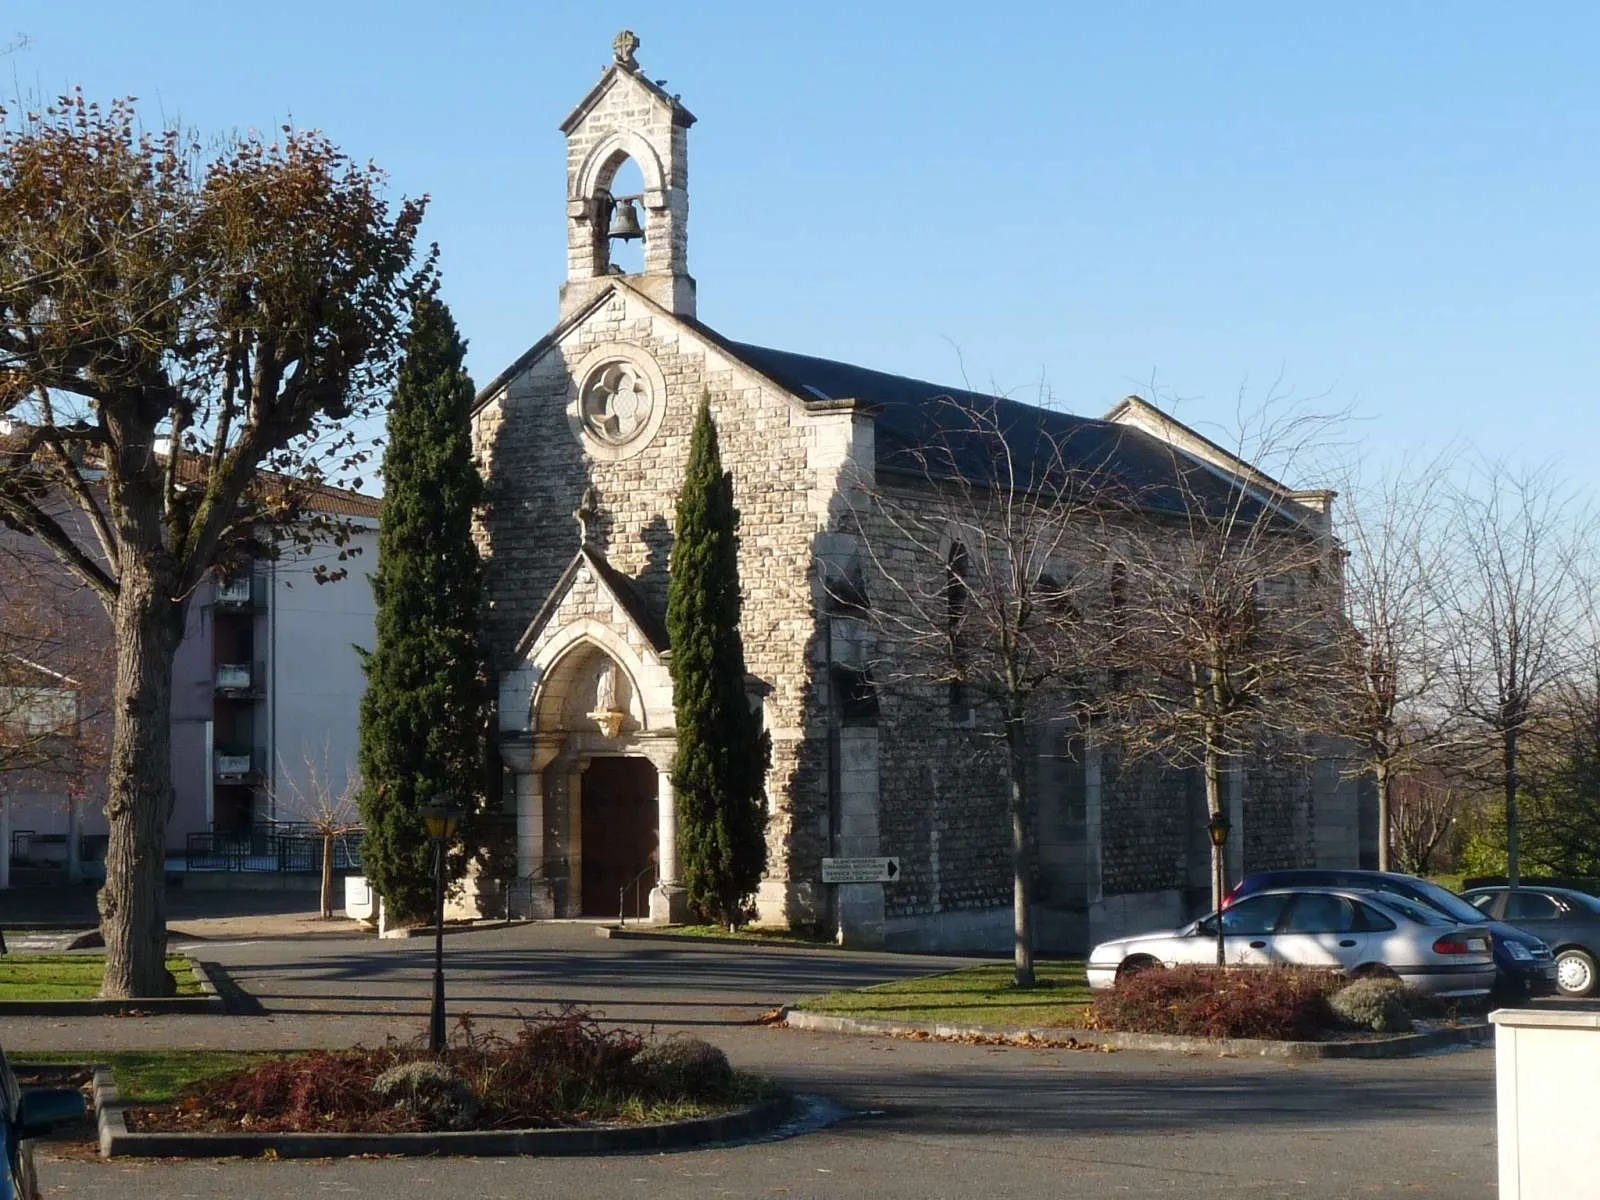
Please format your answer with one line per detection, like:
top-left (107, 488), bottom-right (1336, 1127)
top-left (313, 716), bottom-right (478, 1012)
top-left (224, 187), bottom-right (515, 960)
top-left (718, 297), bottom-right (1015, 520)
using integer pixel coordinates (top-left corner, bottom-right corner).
top-left (213, 746), bottom-right (264, 783)
top-left (214, 662), bottom-right (266, 698)
top-left (215, 573), bottom-right (267, 610)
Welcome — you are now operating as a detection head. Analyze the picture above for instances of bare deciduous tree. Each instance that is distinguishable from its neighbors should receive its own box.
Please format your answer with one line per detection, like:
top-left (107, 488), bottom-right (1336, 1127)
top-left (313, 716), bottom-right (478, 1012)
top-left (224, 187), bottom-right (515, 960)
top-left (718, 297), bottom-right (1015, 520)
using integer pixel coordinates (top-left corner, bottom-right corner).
top-left (1432, 460), bottom-right (1591, 887)
top-left (846, 394), bottom-right (1114, 985)
top-left (1099, 398), bottom-right (1347, 917)
top-left (272, 744), bottom-right (364, 920)
top-left (1389, 769), bottom-right (1462, 877)
top-left (1332, 456), bottom-right (1453, 870)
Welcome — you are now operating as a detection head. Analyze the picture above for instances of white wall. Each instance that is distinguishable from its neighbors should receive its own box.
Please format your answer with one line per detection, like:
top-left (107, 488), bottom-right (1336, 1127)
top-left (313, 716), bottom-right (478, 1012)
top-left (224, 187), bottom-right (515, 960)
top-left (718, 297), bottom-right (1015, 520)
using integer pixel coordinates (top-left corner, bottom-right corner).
top-left (265, 524), bottom-right (378, 823)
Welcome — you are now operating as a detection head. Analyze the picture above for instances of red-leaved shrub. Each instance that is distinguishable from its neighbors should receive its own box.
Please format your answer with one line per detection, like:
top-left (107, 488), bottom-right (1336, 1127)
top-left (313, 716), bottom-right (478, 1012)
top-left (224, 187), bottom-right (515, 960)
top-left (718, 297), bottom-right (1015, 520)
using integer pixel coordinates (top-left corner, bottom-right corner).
top-left (139, 1006), bottom-right (741, 1134)
top-left (1089, 966), bottom-right (1343, 1040)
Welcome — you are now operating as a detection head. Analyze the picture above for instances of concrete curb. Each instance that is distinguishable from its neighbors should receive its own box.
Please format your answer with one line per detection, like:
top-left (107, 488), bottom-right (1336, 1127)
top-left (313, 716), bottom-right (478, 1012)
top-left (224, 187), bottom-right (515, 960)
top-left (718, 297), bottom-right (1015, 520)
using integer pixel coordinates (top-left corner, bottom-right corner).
top-left (0, 957), bottom-right (228, 1017)
top-left (781, 1009), bottom-right (1493, 1059)
top-left (600, 926), bottom-right (838, 951)
top-left (93, 1066), bottom-right (797, 1159)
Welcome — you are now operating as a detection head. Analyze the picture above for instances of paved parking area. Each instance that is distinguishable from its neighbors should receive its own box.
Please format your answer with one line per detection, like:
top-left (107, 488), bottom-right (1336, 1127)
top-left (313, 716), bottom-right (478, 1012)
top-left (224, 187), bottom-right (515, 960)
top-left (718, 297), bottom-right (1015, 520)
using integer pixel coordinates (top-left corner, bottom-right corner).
top-left (6, 917), bottom-right (1498, 1198)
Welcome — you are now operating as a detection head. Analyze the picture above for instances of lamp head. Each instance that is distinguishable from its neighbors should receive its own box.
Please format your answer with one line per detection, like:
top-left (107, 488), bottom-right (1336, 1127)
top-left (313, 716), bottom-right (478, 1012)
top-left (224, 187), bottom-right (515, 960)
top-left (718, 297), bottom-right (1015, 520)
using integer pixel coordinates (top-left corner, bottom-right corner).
top-left (1205, 810), bottom-right (1231, 848)
top-left (423, 794), bottom-right (461, 842)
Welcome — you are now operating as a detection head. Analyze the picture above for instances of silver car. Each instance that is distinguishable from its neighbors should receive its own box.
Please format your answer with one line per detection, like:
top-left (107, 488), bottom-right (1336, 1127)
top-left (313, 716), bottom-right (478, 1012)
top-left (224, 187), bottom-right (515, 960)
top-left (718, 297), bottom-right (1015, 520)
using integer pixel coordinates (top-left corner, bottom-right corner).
top-left (1086, 887), bottom-right (1496, 999)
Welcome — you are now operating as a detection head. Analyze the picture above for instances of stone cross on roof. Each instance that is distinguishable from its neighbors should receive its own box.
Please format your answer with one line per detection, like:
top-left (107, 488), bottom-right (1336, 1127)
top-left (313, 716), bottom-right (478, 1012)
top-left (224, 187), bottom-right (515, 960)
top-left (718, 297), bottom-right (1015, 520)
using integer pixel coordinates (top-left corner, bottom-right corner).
top-left (613, 29), bottom-right (640, 70)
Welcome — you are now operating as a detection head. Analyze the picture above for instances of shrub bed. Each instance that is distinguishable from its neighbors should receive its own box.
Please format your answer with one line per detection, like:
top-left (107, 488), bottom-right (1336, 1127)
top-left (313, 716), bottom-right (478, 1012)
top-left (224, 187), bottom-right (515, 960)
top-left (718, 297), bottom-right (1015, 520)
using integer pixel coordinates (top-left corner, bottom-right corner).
top-left (128, 1008), bottom-right (765, 1134)
top-left (1089, 966), bottom-right (1345, 1040)
top-left (1088, 966), bottom-right (1455, 1041)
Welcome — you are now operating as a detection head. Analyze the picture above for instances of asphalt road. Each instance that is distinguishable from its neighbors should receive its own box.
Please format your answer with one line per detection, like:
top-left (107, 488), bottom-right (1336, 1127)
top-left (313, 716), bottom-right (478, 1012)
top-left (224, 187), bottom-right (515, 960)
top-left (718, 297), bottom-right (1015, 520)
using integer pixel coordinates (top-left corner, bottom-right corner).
top-left (11, 921), bottom-right (1498, 1199)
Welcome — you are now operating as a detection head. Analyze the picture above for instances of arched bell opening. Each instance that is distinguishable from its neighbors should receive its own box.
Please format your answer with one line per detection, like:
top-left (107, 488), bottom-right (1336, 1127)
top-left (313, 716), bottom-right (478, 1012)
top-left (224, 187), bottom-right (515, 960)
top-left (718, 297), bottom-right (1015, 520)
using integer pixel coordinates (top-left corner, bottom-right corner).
top-left (596, 156), bottom-right (647, 277)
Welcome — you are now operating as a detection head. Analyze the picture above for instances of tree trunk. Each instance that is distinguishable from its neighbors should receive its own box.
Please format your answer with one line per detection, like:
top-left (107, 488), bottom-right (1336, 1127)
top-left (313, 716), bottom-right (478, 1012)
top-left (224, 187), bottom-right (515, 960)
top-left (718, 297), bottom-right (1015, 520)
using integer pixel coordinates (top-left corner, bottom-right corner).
top-left (98, 560), bottom-right (186, 999)
top-left (1375, 757), bottom-right (1391, 872)
top-left (321, 833), bottom-right (335, 919)
top-left (1204, 737), bottom-right (1225, 912)
top-left (1505, 727), bottom-right (1520, 888)
top-left (1006, 713), bottom-right (1035, 987)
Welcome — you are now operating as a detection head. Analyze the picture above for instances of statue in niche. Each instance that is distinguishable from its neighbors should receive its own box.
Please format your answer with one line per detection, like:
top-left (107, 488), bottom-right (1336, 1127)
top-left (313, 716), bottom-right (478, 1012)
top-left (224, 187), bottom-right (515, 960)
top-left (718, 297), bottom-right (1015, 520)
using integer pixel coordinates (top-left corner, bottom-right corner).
top-left (589, 658), bottom-right (625, 738)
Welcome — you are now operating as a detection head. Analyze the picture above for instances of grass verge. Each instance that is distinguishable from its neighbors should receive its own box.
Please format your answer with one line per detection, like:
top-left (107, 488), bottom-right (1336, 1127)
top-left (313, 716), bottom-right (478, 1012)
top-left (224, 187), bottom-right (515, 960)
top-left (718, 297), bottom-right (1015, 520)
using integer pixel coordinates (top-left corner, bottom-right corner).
top-left (23, 1050), bottom-right (287, 1103)
top-left (630, 923), bottom-right (834, 946)
top-left (795, 961), bottom-right (1091, 1027)
top-left (0, 955), bottom-right (202, 1001)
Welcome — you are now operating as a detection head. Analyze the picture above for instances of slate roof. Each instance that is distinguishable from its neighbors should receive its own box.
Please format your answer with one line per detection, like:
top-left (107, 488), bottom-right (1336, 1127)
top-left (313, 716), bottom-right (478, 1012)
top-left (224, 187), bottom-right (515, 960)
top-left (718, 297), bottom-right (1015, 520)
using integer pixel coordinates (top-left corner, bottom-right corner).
top-left (693, 334), bottom-right (1277, 523)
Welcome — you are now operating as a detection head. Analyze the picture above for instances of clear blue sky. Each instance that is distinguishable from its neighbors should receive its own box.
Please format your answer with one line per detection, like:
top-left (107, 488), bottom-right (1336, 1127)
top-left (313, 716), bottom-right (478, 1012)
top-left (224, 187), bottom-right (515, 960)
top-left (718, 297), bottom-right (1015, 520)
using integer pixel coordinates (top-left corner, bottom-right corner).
top-left (11, 3), bottom-right (1599, 487)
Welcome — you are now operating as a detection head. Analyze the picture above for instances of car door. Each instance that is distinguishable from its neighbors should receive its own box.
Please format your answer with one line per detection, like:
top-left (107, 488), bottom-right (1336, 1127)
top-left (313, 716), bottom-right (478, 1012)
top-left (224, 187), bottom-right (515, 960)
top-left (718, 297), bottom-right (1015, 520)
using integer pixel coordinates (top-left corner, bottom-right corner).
top-left (1212, 893), bottom-right (1294, 967)
top-left (1501, 888), bottom-right (1567, 942)
top-left (1270, 892), bottom-right (1369, 970)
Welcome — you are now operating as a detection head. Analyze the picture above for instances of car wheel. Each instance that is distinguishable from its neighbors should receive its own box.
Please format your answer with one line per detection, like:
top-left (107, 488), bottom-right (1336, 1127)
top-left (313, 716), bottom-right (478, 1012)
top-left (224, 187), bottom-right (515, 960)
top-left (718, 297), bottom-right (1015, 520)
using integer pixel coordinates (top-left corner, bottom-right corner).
top-left (1115, 956), bottom-right (1162, 985)
top-left (1555, 949), bottom-right (1597, 998)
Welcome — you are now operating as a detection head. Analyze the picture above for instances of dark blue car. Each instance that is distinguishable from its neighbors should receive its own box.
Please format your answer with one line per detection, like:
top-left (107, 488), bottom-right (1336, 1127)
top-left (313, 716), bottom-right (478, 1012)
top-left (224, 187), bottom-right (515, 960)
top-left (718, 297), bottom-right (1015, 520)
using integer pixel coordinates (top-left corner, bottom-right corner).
top-left (2, 1043), bottom-right (86, 1200)
top-left (1224, 869), bottom-right (1558, 999)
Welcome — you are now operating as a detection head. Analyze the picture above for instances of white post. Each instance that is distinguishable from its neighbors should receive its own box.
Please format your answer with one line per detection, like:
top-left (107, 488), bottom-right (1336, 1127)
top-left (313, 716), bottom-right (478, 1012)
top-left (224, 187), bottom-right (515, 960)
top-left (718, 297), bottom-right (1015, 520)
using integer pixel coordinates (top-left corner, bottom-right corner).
top-left (649, 763), bottom-right (687, 923)
top-left (656, 765), bottom-right (678, 888)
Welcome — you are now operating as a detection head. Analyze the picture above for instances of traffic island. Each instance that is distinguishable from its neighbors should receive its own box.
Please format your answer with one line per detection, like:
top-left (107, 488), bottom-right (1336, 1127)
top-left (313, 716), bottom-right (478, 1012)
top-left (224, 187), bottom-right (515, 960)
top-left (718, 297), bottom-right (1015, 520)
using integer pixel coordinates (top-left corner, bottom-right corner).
top-left (88, 1012), bottom-right (799, 1159)
top-left (95, 1067), bottom-right (798, 1159)
top-left (783, 1008), bottom-right (1491, 1059)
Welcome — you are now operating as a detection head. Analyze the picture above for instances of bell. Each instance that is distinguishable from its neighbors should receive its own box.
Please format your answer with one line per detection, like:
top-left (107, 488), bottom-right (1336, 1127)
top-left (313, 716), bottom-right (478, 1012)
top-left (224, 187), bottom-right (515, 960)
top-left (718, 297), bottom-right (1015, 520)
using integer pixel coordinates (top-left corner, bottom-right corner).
top-left (608, 197), bottom-right (644, 242)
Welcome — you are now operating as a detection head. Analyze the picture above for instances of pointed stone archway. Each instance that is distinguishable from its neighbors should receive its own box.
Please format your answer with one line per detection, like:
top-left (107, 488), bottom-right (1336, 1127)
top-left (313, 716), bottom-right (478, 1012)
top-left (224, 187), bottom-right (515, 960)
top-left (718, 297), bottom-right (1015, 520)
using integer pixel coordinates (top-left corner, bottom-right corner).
top-left (498, 557), bottom-right (685, 922)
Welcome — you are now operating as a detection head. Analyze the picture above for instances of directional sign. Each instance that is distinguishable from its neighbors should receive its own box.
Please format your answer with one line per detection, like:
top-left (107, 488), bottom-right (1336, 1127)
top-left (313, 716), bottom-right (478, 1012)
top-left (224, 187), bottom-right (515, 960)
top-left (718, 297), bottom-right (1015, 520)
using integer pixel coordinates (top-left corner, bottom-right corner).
top-left (821, 856), bottom-right (900, 884)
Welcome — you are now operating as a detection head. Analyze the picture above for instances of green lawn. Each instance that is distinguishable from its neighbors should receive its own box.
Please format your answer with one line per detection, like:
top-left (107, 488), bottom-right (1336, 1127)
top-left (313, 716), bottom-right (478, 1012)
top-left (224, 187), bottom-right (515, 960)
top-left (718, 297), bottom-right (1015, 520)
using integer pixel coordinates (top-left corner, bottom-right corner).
top-left (0, 955), bottom-right (202, 1001)
top-left (794, 961), bottom-right (1092, 1028)
top-left (23, 1050), bottom-right (283, 1103)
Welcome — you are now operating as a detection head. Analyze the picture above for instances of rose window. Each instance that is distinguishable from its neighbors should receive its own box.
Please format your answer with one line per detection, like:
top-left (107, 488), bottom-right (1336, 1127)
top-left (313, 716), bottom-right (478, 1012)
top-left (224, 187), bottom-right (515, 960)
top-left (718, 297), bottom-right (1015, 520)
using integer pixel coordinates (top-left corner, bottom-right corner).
top-left (580, 362), bottom-right (653, 444)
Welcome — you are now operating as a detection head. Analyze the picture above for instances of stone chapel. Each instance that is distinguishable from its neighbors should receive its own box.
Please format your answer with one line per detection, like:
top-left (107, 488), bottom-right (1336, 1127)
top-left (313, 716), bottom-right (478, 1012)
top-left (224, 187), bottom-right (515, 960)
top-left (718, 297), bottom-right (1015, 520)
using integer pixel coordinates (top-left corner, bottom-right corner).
top-left (467, 32), bottom-right (1374, 951)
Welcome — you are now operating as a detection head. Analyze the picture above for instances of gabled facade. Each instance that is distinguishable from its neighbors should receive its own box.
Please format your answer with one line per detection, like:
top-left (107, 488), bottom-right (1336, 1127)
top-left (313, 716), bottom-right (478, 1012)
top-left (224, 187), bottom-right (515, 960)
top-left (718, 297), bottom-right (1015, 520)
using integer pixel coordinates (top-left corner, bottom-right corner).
top-left (470, 34), bottom-right (1372, 949)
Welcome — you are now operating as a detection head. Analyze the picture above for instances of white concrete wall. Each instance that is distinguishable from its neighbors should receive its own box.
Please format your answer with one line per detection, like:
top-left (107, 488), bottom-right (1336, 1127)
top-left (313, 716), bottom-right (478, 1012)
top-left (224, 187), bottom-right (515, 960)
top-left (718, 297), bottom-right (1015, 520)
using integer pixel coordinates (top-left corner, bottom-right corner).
top-left (264, 524), bottom-right (379, 823)
top-left (1492, 1008), bottom-right (1600, 1199)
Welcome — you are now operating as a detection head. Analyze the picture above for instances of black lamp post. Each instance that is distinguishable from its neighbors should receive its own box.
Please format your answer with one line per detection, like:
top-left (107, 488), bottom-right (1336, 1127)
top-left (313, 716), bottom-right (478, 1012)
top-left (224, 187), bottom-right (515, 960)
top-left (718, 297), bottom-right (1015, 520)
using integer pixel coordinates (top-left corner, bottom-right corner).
top-left (422, 794), bottom-right (462, 1054)
top-left (1206, 810), bottom-right (1231, 967)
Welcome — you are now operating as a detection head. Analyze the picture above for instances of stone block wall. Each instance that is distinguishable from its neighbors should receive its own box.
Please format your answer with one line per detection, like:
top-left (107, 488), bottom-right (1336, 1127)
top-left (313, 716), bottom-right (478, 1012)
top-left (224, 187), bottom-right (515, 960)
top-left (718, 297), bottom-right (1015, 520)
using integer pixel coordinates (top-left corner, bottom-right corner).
top-left (473, 283), bottom-right (859, 924)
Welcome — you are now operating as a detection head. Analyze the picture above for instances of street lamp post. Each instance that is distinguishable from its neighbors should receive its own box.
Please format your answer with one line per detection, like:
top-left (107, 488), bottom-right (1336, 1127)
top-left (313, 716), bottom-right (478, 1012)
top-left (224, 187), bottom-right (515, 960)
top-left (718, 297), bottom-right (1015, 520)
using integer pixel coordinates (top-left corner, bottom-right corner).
top-left (422, 794), bottom-right (462, 1054)
top-left (1206, 810), bottom-right (1231, 967)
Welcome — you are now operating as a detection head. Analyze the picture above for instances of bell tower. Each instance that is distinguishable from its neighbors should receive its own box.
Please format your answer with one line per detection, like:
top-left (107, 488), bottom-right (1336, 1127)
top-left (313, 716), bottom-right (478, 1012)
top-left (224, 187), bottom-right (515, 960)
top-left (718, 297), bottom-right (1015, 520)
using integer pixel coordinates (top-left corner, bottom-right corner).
top-left (559, 30), bottom-right (697, 319)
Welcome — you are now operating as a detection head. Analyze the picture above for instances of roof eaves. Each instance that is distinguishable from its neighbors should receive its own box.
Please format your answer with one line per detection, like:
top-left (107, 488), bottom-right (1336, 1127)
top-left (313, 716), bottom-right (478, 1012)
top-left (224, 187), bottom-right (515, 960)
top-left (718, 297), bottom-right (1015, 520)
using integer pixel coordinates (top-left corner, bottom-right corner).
top-left (558, 64), bottom-right (695, 135)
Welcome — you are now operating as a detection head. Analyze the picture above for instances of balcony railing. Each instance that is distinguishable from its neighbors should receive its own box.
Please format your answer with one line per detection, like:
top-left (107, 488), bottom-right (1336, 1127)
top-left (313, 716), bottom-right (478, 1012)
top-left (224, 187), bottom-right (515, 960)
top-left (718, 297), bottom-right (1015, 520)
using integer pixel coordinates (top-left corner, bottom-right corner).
top-left (213, 747), bottom-right (263, 782)
top-left (214, 662), bottom-right (265, 696)
top-left (215, 574), bottom-right (267, 610)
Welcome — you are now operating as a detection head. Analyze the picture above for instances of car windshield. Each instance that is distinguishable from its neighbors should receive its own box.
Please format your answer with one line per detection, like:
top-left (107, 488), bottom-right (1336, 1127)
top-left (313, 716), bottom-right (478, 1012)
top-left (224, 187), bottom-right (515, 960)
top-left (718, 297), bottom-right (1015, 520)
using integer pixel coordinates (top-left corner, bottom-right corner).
top-left (1395, 878), bottom-right (1485, 923)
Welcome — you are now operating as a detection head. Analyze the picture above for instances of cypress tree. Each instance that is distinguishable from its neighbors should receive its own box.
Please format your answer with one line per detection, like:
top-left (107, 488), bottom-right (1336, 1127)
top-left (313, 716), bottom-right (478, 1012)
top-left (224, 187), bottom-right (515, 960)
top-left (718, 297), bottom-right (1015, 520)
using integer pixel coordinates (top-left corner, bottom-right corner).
top-left (357, 295), bottom-right (488, 924)
top-left (667, 394), bottom-right (770, 927)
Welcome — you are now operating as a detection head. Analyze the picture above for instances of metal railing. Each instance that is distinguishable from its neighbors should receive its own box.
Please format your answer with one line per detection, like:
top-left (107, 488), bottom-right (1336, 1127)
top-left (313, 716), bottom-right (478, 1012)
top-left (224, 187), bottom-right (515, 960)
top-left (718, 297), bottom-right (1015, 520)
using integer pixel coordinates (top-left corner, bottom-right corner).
top-left (618, 861), bottom-right (658, 925)
top-left (184, 827), bottom-right (364, 874)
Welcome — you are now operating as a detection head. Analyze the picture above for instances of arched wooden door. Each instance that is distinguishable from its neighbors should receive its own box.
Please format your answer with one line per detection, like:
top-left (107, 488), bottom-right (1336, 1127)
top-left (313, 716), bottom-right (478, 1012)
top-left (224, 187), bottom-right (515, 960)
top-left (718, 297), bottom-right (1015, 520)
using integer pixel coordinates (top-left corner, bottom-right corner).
top-left (580, 756), bottom-right (659, 918)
